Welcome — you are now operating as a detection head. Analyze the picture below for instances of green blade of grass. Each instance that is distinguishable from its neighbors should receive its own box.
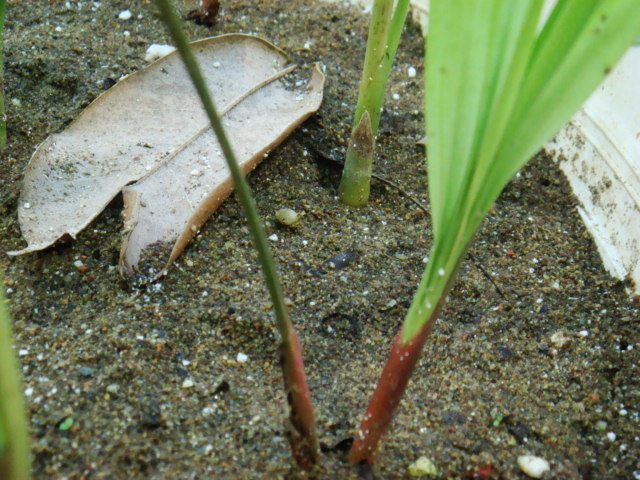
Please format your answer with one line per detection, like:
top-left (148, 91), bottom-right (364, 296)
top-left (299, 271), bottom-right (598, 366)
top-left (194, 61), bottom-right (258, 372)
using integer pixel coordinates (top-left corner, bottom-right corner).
top-left (153, 0), bottom-right (319, 470)
top-left (1, 0), bottom-right (6, 148)
top-left (0, 289), bottom-right (31, 480)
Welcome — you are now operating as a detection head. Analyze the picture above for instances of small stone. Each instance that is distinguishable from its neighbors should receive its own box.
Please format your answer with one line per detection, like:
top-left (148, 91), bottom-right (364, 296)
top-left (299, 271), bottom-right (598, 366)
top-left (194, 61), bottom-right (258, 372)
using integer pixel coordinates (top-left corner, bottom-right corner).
top-left (607, 432), bottom-right (616, 442)
top-left (550, 330), bottom-right (571, 349)
top-left (78, 366), bottom-right (93, 377)
top-left (106, 384), bottom-right (120, 394)
top-left (408, 456), bottom-right (437, 476)
top-left (145, 44), bottom-right (176, 62)
top-left (594, 420), bottom-right (607, 431)
top-left (268, 233), bottom-right (279, 242)
top-left (276, 208), bottom-right (300, 227)
top-left (236, 352), bottom-right (248, 363)
top-left (517, 455), bottom-right (550, 478)
top-left (182, 378), bottom-right (194, 389)
top-left (118, 9), bottom-right (132, 20)
top-left (407, 66), bottom-right (417, 78)
top-left (578, 330), bottom-right (589, 338)
top-left (74, 260), bottom-right (89, 273)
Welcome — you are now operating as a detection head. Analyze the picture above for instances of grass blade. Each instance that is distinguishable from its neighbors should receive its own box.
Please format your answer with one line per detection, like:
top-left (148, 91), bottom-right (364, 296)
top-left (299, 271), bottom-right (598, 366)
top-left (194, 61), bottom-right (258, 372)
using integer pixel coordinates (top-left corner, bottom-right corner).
top-left (0, 288), bottom-right (31, 480)
top-left (153, 0), bottom-right (319, 469)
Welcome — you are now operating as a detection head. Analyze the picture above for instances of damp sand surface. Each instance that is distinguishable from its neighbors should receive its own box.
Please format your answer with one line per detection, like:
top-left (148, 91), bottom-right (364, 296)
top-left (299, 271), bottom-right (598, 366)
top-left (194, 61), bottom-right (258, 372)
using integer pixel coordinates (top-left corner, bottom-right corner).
top-left (1, 1), bottom-right (639, 478)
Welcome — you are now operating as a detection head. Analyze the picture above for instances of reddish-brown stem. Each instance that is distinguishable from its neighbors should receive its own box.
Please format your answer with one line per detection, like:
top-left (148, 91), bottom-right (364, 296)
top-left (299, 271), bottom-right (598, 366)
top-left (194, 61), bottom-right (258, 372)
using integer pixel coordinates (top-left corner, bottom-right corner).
top-left (348, 300), bottom-right (445, 466)
top-left (281, 329), bottom-right (320, 471)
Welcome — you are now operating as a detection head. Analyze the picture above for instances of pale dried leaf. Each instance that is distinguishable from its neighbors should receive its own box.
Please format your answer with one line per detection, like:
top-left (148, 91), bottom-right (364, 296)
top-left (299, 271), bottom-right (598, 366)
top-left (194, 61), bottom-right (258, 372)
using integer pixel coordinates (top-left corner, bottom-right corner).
top-left (9, 34), bottom-right (325, 280)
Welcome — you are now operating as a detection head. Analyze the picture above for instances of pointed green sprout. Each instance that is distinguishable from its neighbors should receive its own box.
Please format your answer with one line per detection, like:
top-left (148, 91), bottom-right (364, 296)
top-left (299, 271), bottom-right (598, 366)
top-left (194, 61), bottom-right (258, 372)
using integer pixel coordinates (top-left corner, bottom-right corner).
top-left (350, 0), bottom-right (640, 465)
top-left (338, 0), bottom-right (410, 206)
top-left (0, 288), bottom-right (31, 480)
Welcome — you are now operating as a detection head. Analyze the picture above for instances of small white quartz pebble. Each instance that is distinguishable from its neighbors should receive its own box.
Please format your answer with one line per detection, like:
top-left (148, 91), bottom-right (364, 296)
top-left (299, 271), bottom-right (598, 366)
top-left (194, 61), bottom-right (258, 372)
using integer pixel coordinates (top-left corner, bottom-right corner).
top-left (517, 455), bottom-right (550, 479)
top-left (145, 44), bottom-right (176, 62)
top-left (408, 456), bottom-right (437, 476)
top-left (268, 233), bottom-right (279, 242)
top-left (237, 352), bottom-right (248, 363)
top-left (607, 432), bottom-right (616, 442)
top-left (407, 66), bottom-right (417, 78)
top-left (550, 330), bottom-right (571, 349)
top-left (392, 93), bottom-right (400, 100)
top-left (578, 329), bottom-right (589, 338)
top-left (118, 9), bottom-right (132, 20)
top-left (182, 378), bottom-right (194, 389)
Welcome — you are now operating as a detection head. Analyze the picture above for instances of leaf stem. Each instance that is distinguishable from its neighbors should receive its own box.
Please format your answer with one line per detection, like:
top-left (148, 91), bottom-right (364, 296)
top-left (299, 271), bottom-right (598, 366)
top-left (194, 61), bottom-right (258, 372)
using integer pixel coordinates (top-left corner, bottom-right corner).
top-left (153, 0), bottom-right (319, 469)
top-left (0, 0), bottom-right (6, 148)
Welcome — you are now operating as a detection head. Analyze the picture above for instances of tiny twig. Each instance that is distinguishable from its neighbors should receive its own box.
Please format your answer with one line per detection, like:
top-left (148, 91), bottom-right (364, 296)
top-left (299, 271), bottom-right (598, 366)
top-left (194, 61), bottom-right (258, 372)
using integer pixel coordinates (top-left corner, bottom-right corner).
top-left (468, 254), bottom-right (505, 299)
top-left (369, 173), bottom-right (429, 215)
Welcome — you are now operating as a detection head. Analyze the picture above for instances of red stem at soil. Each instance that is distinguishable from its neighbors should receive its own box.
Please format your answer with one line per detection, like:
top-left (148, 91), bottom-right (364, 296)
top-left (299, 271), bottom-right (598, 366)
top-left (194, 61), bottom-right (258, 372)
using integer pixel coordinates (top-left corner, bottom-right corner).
top-left (281, 329), bottom-right (320, 471)
top-left (348, 298), bottom-right (445, 465)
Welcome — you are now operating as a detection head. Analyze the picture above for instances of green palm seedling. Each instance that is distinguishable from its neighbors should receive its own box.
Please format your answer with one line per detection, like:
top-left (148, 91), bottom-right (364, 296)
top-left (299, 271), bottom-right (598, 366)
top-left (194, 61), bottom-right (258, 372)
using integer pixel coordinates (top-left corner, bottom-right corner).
top-left (349, 0), bottom-right (640, 465)
top-left (338, 0), bottom-right (410, 206)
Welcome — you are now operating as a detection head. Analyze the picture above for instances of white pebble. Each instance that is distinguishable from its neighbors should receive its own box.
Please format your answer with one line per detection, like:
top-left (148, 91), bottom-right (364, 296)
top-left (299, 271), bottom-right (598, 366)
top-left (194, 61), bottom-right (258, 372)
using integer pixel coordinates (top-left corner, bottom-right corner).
top-left (550, 330), bottom-right (571, 349)
top-left (517, 455), bottom-right (550, 478)
top-left (118, 9), bottom-right (132, 20)
top-left (408, 456), bottom-right (437, 476)
top-left (73, 260), bottom-right (84, 268)
top-left (392, 93), bottom-right (400, 100)
top-left (268, 233), bottom-right (279, 242)
top-left (276, 208), bottom-right (300, 227)
top-left (18, 349), bottom-right (29, 356)
top-left (212, 61), bottom-right (221, 68)
top-left (607, 432), bottom-right (616, 442)
top-left (236, 352), bottom-right (248, 363)
top-left (578, 330), bottom-right (589, 338)
top-left (145, 44), bottom-right (176, 62)
top-left (182, 378), bottom-right (194, 389)
top-left (407, 66), bottom-right (417, 78)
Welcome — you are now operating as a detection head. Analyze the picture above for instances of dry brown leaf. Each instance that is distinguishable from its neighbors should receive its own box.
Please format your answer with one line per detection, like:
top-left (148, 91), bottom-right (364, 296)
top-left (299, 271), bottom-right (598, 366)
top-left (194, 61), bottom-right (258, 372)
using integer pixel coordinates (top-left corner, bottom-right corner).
top-left (9, 34), bottom-right (325, 280)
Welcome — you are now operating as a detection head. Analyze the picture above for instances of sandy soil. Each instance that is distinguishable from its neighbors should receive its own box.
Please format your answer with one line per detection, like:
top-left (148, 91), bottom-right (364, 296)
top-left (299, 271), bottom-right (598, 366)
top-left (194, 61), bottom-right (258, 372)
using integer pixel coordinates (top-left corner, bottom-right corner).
top-left (1, 1), bottom-right (638, 478)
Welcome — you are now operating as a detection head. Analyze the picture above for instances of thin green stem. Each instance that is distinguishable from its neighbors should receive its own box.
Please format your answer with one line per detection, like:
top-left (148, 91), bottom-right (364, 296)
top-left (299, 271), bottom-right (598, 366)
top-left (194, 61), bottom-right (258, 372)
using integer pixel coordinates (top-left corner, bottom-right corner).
top-left (0, 288), bottom-right (31, 480)
top-left (1, 0), bottom-right (6, 148)
top-left (153, 0), bottom-right (318, 469)
top-left (339, 0), bottom-right (410, 206)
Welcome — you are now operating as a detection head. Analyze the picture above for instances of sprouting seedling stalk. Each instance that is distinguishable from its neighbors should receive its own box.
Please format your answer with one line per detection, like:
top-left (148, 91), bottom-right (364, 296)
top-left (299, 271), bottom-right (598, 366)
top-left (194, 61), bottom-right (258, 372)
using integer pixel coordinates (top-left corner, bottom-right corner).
top-left (0, 288), bottom-right (31, 480)
top-left (350, 0), bottom-right (640, 465)
top-left (338, 0), bottom-right (410, 206)
top-left (153, 0), bottom-right (319, 470)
